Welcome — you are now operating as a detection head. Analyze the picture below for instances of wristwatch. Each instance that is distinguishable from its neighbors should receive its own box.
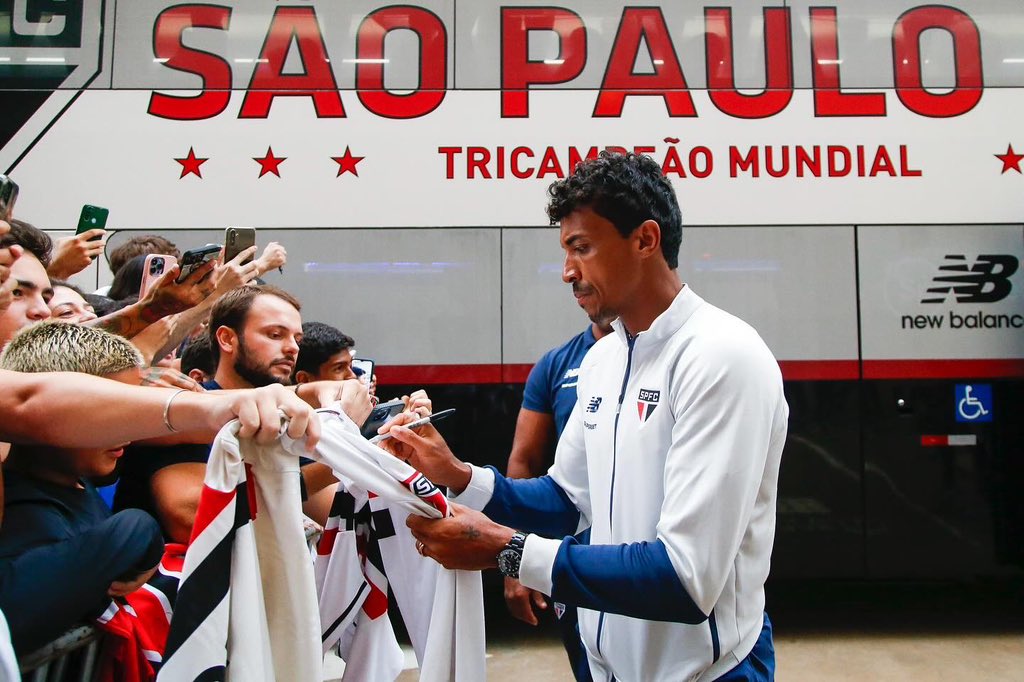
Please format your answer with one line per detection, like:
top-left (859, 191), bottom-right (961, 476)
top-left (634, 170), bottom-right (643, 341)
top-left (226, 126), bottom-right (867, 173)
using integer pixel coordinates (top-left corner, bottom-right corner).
top-left (497, 531), bottom-right (528, 580)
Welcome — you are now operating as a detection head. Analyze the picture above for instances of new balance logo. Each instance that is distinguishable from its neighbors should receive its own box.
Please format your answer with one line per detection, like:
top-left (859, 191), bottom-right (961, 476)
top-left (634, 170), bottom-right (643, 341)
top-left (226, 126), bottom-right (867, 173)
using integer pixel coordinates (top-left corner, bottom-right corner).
top-left (921, 255), bottom-right (1018, 304)
top-left (586, 397), bottom-right (602, 413)
top-left (637, 389), bottom-right (660, 422)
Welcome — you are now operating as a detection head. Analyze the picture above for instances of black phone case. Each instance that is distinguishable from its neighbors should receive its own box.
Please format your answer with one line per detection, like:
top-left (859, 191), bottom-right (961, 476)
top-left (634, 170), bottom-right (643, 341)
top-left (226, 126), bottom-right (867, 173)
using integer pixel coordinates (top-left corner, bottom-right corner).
top-left (360, 399), bottom-right (405, 439)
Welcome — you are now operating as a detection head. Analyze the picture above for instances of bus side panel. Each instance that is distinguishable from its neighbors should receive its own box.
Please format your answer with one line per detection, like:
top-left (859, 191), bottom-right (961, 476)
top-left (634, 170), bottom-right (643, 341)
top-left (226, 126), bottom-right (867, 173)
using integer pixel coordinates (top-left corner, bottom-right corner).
top-left (859, 224), bottom-right (1024, 577)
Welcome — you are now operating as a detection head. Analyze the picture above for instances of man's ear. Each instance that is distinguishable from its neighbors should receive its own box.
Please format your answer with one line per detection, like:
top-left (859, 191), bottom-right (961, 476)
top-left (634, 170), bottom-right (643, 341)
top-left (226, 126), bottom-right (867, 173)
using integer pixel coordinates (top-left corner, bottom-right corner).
top-left (294, 370), bottom-right (313, 385)
top-left (214, 325), bottom-right (238, 356)
top-left (187, 369), bottom-right (208, 383)
top-left (635, 219), bottom-right (662, 260)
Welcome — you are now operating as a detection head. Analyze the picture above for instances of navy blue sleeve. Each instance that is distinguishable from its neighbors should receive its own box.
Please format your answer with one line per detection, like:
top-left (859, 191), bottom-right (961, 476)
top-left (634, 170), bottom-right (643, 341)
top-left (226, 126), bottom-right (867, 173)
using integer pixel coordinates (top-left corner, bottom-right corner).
top-left (0, 509), bottom-right (165, 653)
top-left (482, 467), bottom-right (581, 539)
top-left (521, 350), bottom-right (555, 414)
top-left (550, 537), bottom-right (708, 624)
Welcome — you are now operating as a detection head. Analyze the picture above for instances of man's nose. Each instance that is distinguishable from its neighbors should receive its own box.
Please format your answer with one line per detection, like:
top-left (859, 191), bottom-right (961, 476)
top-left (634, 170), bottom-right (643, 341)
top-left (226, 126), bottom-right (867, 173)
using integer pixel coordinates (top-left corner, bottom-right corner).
top-left (283, 336), bottom-right (300, 356)
top-left (28, 297), bottom-right (51, 320)
top-left (562, 255), bottom-right (579, 283)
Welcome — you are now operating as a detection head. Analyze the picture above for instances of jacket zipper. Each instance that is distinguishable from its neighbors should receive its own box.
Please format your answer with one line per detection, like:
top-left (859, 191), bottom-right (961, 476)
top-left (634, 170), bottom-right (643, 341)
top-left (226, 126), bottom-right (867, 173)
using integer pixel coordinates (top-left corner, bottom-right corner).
top-left (595, 334), bottom-right (636, 659)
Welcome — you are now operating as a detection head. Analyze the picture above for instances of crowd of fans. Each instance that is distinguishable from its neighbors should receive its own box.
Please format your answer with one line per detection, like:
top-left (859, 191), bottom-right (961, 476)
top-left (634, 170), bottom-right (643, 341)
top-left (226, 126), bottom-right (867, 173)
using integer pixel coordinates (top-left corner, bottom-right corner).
top-left (0, 205), bottom-right (414, 668)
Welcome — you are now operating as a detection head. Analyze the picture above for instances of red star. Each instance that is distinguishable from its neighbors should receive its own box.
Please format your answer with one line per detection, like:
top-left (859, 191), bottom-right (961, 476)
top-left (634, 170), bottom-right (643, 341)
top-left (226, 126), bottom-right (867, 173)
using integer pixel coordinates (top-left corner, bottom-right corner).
top-left (332, 147), bottom-right (364, 177)
top-left (995, 144), bottom-right (1024, 174)
top-left (254, 147), bottom-right (286, 178)
top-left (175, 147), bottom-right (208, 179)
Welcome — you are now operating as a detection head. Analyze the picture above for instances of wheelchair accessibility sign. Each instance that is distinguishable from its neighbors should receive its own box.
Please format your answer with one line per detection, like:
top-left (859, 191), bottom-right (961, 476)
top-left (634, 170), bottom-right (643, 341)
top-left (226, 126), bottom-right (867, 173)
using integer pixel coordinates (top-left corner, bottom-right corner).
top-left (955, 384), bottom-right (993, 423)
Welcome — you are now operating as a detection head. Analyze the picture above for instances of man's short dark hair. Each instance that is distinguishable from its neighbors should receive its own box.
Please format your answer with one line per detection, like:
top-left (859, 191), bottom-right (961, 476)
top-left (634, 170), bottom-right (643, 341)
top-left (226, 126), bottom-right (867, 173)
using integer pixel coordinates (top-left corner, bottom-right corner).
top-left (108, 235), bottom-right (180, 275)
top-left (294, 321), bottom-right (355, 377)
top-left (84, 293), bottom-right (117, 317)
top-left (1, 219), bottom-right (52, 266)
top-left (48, 279), bottom-right (87, 298)
top-left (180, 334), bottom-right (215, 377)
top-left (546, 151), bottom-right (683, 269)
top-left (207, 285), bottom-right (302, 363)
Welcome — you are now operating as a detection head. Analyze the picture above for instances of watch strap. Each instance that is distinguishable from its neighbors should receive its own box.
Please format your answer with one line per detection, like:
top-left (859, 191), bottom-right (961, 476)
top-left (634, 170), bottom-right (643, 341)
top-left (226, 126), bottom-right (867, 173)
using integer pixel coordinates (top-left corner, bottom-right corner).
top-left (497, 531), bottom-right (527, 580)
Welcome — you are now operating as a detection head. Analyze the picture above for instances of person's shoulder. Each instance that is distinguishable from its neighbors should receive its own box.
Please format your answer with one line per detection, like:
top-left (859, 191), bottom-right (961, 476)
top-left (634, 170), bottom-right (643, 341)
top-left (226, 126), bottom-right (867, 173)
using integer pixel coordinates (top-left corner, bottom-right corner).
top-left (3, 470), bottom-right (66, 507)
top-left (0, 472), bottom-right (76, 539)
top-left (679, 302), bottom-right (781, 379)
top-left (531, 328), bottom-right (589, 377)
top-left (545, 328), bottom-right (590, 361)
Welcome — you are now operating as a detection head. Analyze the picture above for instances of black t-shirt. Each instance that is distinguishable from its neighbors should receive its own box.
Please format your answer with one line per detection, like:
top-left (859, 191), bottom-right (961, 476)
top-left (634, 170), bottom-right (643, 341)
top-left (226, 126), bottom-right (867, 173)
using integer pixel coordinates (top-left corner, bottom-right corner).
top-left (0, 471), bottom-right (113, 566)
top-left (113, 379), bottom-right (221, 523)
top-left (112, 441), bottom-right (211, 522)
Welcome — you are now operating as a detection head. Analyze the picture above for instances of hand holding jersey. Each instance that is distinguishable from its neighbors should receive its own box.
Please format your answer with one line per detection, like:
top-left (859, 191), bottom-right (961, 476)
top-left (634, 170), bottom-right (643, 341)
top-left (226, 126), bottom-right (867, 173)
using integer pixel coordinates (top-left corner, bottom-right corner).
top-left (296, 377), bottom-right (374, 423)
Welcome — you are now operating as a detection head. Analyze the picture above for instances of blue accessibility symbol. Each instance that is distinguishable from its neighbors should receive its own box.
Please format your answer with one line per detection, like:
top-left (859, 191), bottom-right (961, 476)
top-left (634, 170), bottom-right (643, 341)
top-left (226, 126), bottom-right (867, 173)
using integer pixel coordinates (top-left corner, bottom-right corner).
top-left (955, 384), bottom-right (992, 423)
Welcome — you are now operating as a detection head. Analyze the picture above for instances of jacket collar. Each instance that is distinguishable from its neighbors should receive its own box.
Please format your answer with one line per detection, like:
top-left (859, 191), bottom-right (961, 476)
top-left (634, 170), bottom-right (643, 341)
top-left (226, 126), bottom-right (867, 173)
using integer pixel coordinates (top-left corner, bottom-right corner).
top-left (611, 285), bottom-right (703, 346)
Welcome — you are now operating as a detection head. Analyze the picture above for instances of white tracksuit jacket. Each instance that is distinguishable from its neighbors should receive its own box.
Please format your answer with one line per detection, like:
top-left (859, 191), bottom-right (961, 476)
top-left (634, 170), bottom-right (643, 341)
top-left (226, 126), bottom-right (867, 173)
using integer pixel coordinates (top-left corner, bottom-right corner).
top-left (458, 286), bottom-right (788, 681)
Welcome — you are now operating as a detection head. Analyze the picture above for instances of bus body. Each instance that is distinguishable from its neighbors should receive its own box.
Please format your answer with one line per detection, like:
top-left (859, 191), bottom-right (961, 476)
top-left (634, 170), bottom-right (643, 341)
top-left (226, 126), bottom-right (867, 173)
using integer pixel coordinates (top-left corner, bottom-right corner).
top-left (1, 0), bottom-right (1021, 580)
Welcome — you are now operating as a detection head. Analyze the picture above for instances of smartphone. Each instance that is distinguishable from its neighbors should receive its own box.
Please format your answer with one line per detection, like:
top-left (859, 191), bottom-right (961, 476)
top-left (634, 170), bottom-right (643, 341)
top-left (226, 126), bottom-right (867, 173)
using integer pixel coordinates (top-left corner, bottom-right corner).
top-left (352, 357), bottom-right (374, 386)
top-left (76, 205), bottom-right (109, 240)
top-left (0, 175), bottom-right (18, 221)
top-left (224, 227), bottom-right (256, 265)
top-left (369, 408), bottom-right (456, 445)
top-left (140, 254), bottom-right (177, 298)
top-left (360, 398), bottom-right (406, 439)
top-left (175, 244), bottom-right (222, 283)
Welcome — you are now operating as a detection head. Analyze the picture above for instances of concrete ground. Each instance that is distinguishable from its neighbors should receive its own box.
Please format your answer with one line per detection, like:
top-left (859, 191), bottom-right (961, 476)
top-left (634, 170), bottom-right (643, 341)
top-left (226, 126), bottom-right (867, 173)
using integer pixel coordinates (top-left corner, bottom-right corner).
top-left (327, 581), bottom-right (1024, 681)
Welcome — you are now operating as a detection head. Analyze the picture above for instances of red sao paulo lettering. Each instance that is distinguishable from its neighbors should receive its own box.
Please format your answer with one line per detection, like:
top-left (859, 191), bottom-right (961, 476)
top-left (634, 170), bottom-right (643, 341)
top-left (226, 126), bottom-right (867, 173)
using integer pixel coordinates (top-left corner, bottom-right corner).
top-left (149, 4), bottom-right (983, 121)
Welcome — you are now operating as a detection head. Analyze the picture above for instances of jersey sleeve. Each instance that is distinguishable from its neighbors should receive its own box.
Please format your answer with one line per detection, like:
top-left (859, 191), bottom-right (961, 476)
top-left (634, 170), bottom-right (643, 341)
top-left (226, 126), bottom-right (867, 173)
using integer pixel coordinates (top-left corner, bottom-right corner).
top-left (521, 536), bottom-right (707, 623)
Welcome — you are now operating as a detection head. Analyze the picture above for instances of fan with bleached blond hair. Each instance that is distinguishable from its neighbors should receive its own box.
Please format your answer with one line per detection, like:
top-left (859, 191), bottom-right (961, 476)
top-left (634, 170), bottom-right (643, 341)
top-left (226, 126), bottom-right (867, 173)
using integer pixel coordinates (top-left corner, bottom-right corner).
top-left (0, 320), bottom-right (142, 376)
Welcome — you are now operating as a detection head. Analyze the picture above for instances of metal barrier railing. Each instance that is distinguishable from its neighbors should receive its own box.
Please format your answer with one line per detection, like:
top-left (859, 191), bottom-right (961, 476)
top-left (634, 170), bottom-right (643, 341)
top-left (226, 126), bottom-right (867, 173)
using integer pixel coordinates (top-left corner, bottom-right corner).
top-left (18, 625), bottom-right (103, 682)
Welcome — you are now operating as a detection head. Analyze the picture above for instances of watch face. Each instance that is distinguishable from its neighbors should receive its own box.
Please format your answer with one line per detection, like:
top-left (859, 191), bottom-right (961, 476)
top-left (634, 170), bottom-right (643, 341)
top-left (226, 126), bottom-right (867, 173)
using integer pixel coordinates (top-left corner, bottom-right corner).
top-left (498, 548), bottom-right (520, 577)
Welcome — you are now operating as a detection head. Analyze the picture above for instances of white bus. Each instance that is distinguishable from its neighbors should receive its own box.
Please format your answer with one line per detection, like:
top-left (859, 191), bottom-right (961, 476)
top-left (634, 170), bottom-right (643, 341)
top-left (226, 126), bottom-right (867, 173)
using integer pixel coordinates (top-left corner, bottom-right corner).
top-left (2, 0), bottom-right (1021, 579)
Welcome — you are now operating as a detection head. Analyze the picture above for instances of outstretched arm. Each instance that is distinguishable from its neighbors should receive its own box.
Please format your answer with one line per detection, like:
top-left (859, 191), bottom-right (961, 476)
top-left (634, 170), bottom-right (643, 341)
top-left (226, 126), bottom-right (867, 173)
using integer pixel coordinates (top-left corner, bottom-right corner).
top-left (0, 370), bottom-right (319, 450)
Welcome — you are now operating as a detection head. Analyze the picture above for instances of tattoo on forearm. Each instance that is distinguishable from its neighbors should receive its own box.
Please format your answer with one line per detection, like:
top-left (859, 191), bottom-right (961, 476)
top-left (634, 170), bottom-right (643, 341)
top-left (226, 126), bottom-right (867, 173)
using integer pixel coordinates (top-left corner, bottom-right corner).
top-left (463, 528), bottom-right (481, 540)
top-left (92, 311), bottom-right (139, 337)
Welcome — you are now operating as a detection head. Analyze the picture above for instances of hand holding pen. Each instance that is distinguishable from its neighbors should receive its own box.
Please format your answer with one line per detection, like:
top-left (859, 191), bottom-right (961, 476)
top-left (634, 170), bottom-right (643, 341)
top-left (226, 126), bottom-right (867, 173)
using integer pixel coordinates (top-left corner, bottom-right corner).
top-left (373, 408), bottom-right (471, 493)
top-left (370, 408), bottom-right (455, 444)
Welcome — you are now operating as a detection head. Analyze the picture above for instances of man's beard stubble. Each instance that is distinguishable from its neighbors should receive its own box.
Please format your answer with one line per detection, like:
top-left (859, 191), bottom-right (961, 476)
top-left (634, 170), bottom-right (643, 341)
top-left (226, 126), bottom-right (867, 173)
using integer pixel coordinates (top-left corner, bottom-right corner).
top-left (234, 335), bottom-right (292, 388)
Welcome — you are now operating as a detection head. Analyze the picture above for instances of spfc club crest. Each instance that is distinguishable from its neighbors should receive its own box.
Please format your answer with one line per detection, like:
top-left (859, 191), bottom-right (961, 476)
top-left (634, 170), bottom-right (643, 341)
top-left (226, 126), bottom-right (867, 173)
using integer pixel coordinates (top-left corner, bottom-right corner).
top-left (637, 388), bottom-right (660, 422)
